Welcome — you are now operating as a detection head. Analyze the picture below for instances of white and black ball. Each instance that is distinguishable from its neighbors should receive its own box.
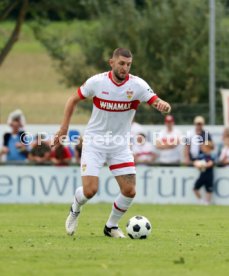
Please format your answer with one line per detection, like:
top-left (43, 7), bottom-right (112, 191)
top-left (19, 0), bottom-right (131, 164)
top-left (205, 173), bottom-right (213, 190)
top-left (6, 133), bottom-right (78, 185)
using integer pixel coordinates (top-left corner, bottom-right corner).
top-left (126, 215), bottom-right (152, 239)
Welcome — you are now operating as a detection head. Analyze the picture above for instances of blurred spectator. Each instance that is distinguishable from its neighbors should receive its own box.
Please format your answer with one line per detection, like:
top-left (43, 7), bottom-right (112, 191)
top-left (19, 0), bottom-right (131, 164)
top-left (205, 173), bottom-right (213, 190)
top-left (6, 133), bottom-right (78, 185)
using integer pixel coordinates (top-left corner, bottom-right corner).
top-left (218, 127), bottom-right (229, 166)
top-left (0, 110), bottom-right (28, 162)
top-left (132, 133), bottom-right (157, 165)
top-left (156, 115), bottom-right (182, 164)
top-left (75, 136), bottom-right (83, 164)
top-left (130, 120), bottom-right (145, 149)
top-left (193, 144), bottom-right (214, 205)
top-left (184, 116), bottom-right (214, 164)
top-left (68, 129), bottom-right (80, 158)
top-left (51, 145), bottom-right (72, 166)
top-left (28, 134), bottom-right (51, 164)
top-left (131, 120), bottom-right (145, 138)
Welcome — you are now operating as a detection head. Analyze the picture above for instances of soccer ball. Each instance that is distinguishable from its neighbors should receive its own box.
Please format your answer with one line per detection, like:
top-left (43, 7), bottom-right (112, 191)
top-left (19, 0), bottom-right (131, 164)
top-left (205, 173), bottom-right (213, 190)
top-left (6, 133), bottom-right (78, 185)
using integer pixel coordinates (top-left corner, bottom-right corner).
top-left (126, 215), bottom-right (152, 239)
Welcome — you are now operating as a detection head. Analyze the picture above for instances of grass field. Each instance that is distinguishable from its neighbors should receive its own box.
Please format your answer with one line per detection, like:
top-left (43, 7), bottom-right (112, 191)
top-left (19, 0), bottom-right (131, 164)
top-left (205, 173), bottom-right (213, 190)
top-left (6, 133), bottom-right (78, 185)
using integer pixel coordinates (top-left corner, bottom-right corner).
top-left (0, 21), bottom-right (91, 124)
top-left (0, 204), bottom-right (228, 276)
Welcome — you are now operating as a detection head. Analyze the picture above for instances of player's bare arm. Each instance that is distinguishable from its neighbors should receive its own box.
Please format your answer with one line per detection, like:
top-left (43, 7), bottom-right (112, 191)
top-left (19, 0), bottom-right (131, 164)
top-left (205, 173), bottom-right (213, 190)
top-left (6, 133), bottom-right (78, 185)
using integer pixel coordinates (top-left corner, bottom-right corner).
top-left (152, 98), bottom-right (171, 114)
top-left (53, 92), bottom-right (82, 148)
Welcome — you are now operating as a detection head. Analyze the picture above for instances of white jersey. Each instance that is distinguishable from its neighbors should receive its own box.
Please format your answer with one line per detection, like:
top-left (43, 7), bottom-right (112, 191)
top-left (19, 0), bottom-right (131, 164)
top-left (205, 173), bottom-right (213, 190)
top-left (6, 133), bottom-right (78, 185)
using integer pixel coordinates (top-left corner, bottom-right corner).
top-left (132, 141), bottom-right (155, 163)
top-left (219, 146), bottom-right (229, 164)
top-left (78, 71), bottom-right (158, 152)
top-left (157, 128), bottom-right (182, 163)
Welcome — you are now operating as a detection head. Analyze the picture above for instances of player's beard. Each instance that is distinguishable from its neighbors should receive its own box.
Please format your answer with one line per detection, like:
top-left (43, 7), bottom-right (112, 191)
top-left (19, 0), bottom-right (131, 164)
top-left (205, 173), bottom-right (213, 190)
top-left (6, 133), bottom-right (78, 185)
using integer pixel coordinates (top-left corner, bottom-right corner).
top-left (113, 69), bottom-right (126, 81)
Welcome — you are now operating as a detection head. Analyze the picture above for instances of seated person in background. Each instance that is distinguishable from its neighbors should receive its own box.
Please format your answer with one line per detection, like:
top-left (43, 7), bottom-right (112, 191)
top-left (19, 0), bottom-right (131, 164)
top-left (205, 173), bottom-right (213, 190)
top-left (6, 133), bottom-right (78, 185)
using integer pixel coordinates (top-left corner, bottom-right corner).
top-left (75, 136), bottom-right (83, 164)
top-left (156, 115), bottom-right (182, 164)
top-left (218, 127), bottom-right (229, 166)
top-left (28, 134), bottom-right (51, 164)
top-left (132, 133), bottom-right (157, 165)
top-left (0, 110), bottom-right (28, 162)
top-left (193, 144), bottom-right (214, 205)
top-left (51, 145), bottom-right (72, 166)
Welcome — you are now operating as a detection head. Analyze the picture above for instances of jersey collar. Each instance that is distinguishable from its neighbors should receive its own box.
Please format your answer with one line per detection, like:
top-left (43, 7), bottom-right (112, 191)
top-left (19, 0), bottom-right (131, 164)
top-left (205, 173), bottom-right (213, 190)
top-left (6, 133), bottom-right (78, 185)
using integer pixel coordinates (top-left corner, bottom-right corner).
top-left (108, 71), bottom-right (129, 87)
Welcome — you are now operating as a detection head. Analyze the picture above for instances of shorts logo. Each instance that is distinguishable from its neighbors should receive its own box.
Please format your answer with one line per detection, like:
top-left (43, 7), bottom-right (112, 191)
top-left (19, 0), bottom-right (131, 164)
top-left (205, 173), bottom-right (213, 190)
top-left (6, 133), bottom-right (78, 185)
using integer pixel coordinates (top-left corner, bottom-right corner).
top-left (82, 164), bottom-right (87, 172)
top-left (102, 91), bottom-right (109, 95)
top-left (126, 89), bottom-right (134, 99)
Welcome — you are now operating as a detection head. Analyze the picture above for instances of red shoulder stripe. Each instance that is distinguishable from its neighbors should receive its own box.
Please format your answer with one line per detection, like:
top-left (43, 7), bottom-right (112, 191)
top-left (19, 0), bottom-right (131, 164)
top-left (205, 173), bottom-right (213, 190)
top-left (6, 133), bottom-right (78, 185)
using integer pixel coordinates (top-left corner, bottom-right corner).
top-left (77, 88), bottom-right (86, 99)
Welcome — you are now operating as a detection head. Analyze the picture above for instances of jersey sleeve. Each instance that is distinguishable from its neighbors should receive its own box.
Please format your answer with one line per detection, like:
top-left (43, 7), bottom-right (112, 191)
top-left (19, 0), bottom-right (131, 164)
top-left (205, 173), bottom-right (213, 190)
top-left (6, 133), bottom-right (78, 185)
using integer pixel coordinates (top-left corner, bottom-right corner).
top-left (77, 75), bottom-right (97, 99)
top-left (136, 78), bottom-right (158, 104)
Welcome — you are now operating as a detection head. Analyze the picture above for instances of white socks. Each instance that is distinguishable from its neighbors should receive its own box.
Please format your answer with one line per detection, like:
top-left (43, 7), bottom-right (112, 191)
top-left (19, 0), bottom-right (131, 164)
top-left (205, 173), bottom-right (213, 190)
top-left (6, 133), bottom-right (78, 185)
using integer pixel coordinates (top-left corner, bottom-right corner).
top-left (72, 186), bottom-right (88, 213)
top-left (106, 193), bottom-right (134, 228)
top-left (71, 188), bottom-right (134, 227)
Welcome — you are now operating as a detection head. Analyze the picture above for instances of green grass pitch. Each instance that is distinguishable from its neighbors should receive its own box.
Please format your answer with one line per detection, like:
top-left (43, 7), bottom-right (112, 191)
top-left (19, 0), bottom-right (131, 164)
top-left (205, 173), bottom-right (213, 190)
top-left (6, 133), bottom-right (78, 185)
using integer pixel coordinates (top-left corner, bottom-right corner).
top-left (0, 204), bottom-right (228, 276)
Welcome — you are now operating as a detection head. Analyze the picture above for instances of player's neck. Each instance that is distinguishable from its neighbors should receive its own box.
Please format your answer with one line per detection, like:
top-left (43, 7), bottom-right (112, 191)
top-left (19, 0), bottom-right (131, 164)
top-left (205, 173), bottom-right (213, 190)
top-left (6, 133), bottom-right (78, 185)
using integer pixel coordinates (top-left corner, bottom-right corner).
top-left (111, 71), bottom-right (126, 84)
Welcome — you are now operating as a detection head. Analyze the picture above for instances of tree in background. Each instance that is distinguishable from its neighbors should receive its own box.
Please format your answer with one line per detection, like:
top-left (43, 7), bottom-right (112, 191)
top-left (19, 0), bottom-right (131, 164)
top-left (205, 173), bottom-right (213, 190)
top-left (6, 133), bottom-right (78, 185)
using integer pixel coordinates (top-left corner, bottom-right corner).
top-left (0, 0), bottom-right (29, 66)
top-left (1, 0), bottom-right (226, 123)
top-left (0, 0), bottom-right (99, 66)
top-left (36, 0), bottom-right (213, 122)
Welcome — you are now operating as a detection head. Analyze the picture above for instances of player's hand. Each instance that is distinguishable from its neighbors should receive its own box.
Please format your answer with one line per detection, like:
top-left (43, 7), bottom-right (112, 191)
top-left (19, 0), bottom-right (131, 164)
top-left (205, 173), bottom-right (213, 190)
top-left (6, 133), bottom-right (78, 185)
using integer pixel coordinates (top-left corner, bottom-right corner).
top-left (52, 127), bottom-right (68, 149)
top-left (154, 99), bottom-right (171, 114)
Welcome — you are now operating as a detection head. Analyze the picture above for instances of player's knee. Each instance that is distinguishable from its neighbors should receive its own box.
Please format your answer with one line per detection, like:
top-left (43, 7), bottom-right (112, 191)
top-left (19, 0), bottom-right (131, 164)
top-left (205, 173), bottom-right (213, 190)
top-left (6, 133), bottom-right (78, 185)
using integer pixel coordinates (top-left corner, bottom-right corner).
top-left (122, 186), bottom-right (136, 198)
top-left (83, 185), bottom-right (98, 199)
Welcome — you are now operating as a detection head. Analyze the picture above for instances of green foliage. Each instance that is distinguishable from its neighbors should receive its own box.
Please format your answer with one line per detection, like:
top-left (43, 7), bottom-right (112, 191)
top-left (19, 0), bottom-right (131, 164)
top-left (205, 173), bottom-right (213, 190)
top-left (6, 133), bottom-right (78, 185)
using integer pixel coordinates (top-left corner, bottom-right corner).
top-left (0, 0), bottom-right (9, 12)
top-left (216, 5), bottom-right (229, 89)
top-left (1, 0), bottom-right (119, 21)
top-left (31, 1), bottom-right (226, 123)
top-left (36, 0), bottom-right (210, 104)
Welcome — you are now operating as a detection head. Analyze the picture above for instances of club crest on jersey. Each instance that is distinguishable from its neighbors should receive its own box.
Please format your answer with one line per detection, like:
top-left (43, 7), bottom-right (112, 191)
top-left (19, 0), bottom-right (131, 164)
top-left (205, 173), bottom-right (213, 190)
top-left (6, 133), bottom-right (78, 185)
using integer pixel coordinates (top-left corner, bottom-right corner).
top-left (82, 164), bottom-right (87, 172)
top-left (126, 89), bottom-right (134, 99)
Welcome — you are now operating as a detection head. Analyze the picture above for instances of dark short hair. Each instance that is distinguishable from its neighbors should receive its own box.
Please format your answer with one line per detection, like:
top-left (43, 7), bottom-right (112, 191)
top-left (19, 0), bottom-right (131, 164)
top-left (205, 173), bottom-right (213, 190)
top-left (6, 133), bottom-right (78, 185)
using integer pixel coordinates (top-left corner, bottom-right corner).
top-left (112, 48), bottom-right (132, 58)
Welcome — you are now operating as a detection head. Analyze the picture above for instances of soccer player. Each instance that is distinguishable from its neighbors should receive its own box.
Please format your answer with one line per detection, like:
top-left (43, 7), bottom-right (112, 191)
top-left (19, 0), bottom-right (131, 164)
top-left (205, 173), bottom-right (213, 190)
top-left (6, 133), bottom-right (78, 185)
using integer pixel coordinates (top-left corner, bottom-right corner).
top-left (53, 48), bottom-right (171, 238)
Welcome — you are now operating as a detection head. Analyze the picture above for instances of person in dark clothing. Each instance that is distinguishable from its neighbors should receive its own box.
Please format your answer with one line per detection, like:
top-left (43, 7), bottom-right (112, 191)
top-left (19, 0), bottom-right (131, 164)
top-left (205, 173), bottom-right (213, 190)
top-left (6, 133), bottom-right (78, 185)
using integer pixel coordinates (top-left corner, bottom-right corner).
top-left (184, 116), bottom-right (214, 164)
top-left (193, 144), bottom-right (214, 205)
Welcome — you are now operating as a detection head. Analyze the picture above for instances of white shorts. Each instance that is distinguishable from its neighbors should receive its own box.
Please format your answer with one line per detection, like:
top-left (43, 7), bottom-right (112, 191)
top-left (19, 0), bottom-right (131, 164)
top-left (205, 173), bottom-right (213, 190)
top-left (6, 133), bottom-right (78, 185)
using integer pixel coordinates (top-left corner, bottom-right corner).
top-left (80, 147), bottom-right (136, 177)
